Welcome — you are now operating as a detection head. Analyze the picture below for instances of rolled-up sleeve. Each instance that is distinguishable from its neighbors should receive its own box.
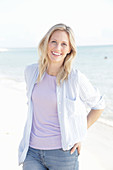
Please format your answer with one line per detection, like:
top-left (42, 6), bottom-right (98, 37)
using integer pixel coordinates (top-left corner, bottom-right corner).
top-left (77, 70), bottom-right (105, 110)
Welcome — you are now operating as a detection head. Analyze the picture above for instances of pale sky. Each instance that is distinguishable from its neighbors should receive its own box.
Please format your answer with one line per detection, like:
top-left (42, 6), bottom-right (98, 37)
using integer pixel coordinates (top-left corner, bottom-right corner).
top-left (0, 0), bottom-right (113, 48)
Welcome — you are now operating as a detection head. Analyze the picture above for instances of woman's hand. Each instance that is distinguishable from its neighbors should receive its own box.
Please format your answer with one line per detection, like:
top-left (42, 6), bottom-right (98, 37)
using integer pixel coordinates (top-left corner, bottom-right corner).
top-left (70, 142), bottom-right (81, 155)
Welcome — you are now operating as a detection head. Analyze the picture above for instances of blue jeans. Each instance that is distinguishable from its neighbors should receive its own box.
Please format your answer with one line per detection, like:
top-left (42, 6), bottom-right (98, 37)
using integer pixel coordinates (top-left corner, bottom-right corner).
top-left (23, 147), bottom-right (79, 170)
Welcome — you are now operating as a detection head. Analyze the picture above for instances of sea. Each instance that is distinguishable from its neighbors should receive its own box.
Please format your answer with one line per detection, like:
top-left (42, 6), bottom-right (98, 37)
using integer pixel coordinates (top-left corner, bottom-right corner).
top-left (0, 45), bottom-right (113, 127)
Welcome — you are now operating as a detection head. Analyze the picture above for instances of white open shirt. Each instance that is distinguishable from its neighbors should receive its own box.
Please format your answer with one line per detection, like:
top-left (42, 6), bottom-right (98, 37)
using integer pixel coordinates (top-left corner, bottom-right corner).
top-left (18, 63), bottom-right (105, 165)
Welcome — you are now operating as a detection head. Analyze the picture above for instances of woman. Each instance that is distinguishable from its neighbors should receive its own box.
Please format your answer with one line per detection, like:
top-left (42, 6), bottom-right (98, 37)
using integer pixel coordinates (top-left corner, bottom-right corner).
top-left (18, 23), bottom-right (105, 170)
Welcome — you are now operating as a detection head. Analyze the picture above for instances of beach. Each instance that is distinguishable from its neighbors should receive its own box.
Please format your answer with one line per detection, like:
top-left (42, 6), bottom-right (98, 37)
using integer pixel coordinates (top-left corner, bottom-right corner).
top-left (0, 80), bottom-right (113, 170)
top-left (79, 121), bottom-right (113, 170)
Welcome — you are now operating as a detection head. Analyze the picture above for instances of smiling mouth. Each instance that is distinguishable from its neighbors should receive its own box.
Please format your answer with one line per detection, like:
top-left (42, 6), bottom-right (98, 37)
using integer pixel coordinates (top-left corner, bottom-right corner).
top-left (52, 51), bottom-right (62, 56)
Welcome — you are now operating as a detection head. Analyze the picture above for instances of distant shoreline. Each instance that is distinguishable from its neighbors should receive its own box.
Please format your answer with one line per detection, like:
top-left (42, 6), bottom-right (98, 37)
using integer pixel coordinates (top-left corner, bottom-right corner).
top-left (0, 44), bottom-right (113, 49)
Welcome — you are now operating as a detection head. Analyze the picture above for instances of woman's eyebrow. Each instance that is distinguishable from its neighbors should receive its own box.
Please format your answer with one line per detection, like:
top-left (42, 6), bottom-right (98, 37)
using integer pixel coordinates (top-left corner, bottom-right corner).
top-left (50, 38), bottom-right (68, 43)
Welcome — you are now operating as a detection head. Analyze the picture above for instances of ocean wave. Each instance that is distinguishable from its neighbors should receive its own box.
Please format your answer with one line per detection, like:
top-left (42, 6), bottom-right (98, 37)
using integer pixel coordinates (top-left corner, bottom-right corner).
top-left (0, 73), bottom-right (24, 81)
top-left (0, 76), bottom-right (25, 91)
top-left (98, 117), bottom-right (113, 127)
top-left (0, 48), bottom-right (9, 52)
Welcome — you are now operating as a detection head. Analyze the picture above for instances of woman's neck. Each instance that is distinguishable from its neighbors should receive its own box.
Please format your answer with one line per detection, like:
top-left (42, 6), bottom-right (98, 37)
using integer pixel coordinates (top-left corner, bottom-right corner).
top-left (47, 62), bottom-right (62, 76)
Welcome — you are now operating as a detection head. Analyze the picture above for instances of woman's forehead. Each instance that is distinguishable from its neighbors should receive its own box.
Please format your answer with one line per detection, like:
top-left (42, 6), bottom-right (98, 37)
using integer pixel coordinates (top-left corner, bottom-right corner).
top-left (50, 30), bottom-right (70, 42)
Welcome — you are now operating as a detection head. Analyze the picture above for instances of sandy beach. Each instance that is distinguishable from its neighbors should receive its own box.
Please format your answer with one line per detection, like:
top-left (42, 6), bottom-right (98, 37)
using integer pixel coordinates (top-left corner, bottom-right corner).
top-left (0, 80), bottom-right (113, 170)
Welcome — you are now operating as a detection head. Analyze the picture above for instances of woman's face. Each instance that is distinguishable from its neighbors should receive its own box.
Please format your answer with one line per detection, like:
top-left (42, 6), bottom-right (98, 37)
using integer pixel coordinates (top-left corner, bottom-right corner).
top-left (47, 30), bottom-right (71, 66)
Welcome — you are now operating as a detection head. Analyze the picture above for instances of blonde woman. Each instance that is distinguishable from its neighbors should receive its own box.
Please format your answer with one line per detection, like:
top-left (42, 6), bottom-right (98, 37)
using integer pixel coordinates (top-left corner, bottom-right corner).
top-left (18, 24), bottom-right (105, 170)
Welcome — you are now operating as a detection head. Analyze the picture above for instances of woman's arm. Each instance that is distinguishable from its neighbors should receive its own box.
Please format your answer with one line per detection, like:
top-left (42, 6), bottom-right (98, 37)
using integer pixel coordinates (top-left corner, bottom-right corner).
top-left (87, 109), bottom-right (104, 129)
top-left (70, 109), bottom-right (104, 155)
top-left (70, 71), bottom-right (105, 155)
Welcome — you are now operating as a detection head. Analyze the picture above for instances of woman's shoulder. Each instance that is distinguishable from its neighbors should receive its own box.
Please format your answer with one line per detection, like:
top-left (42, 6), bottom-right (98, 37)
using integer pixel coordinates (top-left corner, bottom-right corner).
top-left (25, 63), bottom-right (38, 72)
top-left (71, 67), bottom-right (88, 78)
top-left (24, 63), bottom-right (38, 81)
top-left (69, 67), bottom-right (89, 83)
top-left (25, 63), bottom-right (38, 74)
top-left (69, 67), bottom-right (81, 79)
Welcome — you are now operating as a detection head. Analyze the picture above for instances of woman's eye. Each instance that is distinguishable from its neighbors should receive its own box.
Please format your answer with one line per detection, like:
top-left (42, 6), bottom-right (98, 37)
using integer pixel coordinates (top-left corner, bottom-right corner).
top-left (62, 43), bottom-right (67, 46)
top-left (51, 41), bottom-right (56, 43)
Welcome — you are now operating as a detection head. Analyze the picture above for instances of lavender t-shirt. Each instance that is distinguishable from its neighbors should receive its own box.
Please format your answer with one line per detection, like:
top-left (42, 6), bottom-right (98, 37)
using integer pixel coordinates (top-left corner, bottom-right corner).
top-left (29, 72), bottom-right (62, 149)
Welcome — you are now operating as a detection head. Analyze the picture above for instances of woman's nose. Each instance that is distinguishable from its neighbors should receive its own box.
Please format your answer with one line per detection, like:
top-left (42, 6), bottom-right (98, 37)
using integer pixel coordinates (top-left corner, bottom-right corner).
top-left (55, 44), bottom-right (61, 51)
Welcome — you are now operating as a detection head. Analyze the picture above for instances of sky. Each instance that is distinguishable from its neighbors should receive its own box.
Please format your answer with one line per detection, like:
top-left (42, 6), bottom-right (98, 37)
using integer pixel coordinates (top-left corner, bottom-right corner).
top-left (0, 0), bottom-right (113, 48)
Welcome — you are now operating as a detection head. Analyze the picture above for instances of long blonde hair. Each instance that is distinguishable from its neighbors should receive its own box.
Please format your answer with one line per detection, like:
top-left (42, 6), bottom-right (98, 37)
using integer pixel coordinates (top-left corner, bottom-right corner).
top-left (37, 23), bottom-right (76, 85)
